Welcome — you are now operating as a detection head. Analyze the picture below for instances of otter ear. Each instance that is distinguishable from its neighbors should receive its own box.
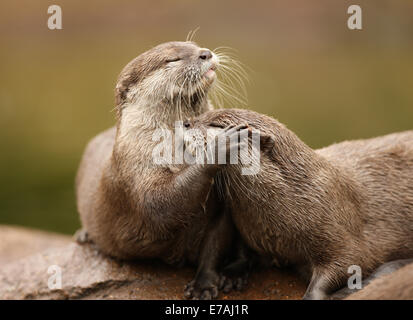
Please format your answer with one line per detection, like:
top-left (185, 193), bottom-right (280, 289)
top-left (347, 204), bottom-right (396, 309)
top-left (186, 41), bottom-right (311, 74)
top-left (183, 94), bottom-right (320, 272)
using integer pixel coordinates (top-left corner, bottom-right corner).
top-left (115, 82), bottom-right (128, 106)
top-left (259, 133), bottom-right (276, 154)
top-left (115, 86), bottom-right (126, 106)
top-left (115, 63), bottom-right (142, 107)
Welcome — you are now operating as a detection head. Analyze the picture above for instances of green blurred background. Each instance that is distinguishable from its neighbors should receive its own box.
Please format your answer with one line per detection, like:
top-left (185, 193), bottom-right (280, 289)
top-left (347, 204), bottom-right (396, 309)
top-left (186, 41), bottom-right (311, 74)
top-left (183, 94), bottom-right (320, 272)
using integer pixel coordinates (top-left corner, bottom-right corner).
top-left (0, 0), bottom-right (412, 234)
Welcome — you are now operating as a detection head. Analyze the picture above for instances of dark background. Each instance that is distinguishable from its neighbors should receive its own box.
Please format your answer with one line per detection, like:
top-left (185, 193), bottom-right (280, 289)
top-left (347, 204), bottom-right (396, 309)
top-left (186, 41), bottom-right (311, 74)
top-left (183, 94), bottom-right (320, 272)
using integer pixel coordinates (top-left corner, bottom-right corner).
top-left (1, 0), bottom-right (412, 234)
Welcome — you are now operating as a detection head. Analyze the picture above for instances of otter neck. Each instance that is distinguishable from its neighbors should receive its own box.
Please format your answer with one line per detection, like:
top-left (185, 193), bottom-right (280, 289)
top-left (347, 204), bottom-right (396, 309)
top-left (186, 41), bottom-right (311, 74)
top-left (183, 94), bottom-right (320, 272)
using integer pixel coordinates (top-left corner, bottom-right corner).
top-left (112, 95), bottom-right (213, 179)
top-left (119, 96), bottom-right (212, 130)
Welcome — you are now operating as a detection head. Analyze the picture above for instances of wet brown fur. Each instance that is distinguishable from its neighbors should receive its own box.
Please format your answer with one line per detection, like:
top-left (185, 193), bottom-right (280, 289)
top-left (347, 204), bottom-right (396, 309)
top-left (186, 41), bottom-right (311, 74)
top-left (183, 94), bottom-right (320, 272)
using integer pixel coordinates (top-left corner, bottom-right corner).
top-left (76, 42), bottom-right (221, 265)
top-left (189, 108), bottom-right (413, 299)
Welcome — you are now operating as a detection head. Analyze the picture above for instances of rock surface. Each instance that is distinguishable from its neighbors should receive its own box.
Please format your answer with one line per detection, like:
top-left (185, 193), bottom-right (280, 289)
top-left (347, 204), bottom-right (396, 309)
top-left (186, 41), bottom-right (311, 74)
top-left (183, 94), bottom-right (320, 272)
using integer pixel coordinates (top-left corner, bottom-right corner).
top-left (0, 225), bottom-right (306, 300)
top-left (0, 225), bottom-right (71, 265)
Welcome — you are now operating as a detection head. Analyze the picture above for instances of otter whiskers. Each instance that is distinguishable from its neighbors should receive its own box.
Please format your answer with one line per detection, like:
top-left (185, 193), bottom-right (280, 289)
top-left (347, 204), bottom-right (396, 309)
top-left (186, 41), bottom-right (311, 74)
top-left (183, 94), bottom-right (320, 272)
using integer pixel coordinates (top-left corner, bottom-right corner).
top-left (210, 48), bottom-right (249, 108)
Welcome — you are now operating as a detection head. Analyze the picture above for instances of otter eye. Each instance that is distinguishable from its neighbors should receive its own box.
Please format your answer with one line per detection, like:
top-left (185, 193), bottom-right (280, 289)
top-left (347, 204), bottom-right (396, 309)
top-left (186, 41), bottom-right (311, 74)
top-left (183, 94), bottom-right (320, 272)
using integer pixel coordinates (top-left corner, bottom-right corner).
top-left (166, 57), bottom-right (181, 63)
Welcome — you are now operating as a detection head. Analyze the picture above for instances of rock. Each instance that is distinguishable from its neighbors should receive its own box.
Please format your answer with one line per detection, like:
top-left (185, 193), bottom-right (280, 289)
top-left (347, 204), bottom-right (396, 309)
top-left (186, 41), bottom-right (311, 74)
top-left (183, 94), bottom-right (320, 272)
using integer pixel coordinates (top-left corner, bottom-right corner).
top-left (0, 226), bottom-right (306, 299)
top-left (0, 225), bottom-right (71, 265)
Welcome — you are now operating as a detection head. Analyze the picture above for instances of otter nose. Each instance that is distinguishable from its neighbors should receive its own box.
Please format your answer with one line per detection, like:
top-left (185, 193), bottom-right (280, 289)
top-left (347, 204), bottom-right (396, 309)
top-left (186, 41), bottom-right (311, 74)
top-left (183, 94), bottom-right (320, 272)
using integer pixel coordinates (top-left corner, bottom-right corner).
top-left (199, 49), bottom-right (212, 60)
top-left (183, 120), bottom-right (191, 128)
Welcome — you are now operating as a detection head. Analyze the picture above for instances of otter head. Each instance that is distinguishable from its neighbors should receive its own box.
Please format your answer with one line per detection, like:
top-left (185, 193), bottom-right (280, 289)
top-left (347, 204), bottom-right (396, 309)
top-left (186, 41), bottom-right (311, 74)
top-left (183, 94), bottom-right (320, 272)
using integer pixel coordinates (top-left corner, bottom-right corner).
top-left (183, 109), bottom-right (275, 160)
top-left (184, 109), bottom-right (243, 136)
top-left (182, 110), bottom-right (232, 151)
top-left (115, 41), bottom-right (219, 117)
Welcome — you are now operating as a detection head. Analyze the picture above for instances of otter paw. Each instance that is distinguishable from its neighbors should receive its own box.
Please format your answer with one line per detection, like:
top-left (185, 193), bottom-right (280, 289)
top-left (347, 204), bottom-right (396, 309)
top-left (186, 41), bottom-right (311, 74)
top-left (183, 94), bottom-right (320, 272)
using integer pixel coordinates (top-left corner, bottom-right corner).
top-left (74, 229), bottom-right (90, 244)
top-left (184, 273), bottom-right (220, 300)
top-left (219, 274), bottom-right (249, 293)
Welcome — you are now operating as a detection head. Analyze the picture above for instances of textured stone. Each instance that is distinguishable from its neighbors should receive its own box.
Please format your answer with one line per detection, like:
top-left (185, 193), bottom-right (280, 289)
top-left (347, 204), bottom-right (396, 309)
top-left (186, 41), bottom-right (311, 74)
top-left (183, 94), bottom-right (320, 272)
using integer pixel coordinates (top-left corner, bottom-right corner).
top-left (0, 226), bottom-right (306, 300)
top-left (0, 225), bottom-right (71, 265)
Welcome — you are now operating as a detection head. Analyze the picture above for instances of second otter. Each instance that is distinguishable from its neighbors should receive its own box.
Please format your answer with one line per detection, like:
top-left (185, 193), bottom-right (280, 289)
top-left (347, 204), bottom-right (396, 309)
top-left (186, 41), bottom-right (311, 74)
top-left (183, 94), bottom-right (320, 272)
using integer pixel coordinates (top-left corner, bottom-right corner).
top-left (184, 108), bottom-right (413, 299)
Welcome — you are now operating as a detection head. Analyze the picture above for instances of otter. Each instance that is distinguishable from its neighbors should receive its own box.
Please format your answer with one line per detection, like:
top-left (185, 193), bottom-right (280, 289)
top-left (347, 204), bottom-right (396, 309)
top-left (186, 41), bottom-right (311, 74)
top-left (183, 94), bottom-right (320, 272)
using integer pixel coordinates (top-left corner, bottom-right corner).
top-left (75, 42), bottom-right (249, 298)
top-left (183, 108), bottom-right (413, 300)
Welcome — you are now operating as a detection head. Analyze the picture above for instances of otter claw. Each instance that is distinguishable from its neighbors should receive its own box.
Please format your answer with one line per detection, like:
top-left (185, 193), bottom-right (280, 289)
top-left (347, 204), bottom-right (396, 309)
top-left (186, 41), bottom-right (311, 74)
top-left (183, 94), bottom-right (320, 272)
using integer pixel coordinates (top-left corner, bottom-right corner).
top-left (219, 274), bottom-right (249, 293)
top-left (184, 281), bottom-right (219, 300)
top-left (184, 273), bottom-right (221, 300)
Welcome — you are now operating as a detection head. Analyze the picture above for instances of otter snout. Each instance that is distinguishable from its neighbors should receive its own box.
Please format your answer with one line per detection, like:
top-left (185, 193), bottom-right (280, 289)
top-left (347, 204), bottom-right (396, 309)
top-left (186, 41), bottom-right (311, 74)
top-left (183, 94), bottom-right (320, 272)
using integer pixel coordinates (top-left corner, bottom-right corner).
top-left (199, 49), bottom-right (218, 82)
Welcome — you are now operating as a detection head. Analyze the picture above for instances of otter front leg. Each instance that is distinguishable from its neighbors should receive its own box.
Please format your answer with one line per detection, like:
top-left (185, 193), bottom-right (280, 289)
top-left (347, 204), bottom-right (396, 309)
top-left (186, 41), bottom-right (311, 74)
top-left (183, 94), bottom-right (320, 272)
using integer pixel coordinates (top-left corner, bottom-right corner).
top-left (219, 238), bottom-right (253, 293)
top-left (184, 208), bottom-right (235, 300)
top-left (184, 208), bottom-right (253, 299)
top-left (184, 124), bottom-right (251, 300)
top-left (74, 228), bottom-right (91, 244)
